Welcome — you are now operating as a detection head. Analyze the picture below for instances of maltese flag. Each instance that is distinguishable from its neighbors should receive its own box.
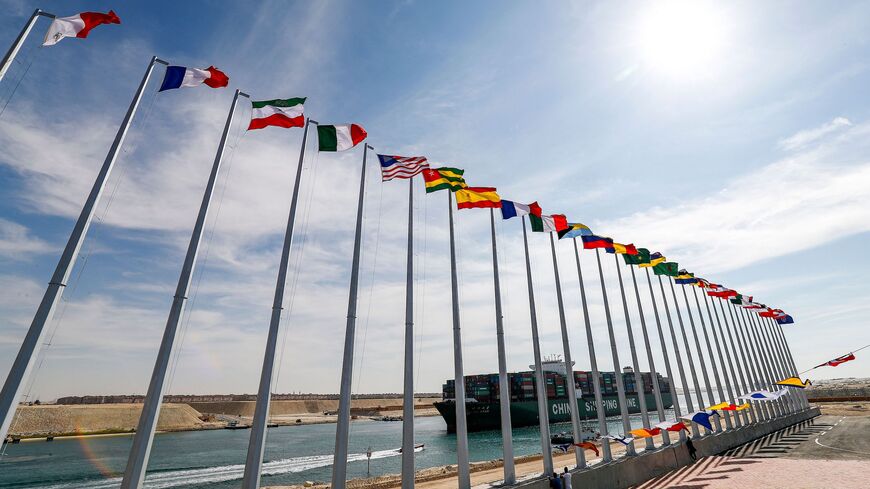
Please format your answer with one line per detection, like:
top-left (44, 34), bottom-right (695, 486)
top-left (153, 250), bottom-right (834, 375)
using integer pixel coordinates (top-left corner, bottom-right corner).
top-left (43, 11), bottom-right (121, 46)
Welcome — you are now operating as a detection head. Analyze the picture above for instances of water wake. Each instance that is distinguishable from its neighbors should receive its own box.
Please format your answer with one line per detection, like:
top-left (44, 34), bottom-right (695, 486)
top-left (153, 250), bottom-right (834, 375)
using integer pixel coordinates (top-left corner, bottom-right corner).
top-left (31, 446), bottom-right (421, 489)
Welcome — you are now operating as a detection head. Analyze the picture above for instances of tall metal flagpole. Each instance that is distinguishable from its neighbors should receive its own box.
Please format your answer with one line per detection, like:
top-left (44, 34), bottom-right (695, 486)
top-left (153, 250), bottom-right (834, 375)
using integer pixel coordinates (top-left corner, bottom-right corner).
top-left (449, 191), bottom-right (472, 489)
top-left (756, 315), bottom-right (797, 413)
top-left (521, 217), bottom-right (554, 475)
top-left (643, 269), bottom-right (681, 443)
top-left (629, 266), bottom-right (670, 446)
top-left (740, 308), bottom-right (784, 418)
top-left (121, 89), bottom-right (247, 489)
top-left (241, 118), bottom-right (316, 489)
top-left (657, 275), bottom-right (698, 439)
top-left (730, 305), bottom-right (773, 421)
top-left (572, 239), bottom-right (612, 461)
top-left (703, 294), bottom-right (742, 428)
top-left (594, 249), bottom-right (635, 456)
top-left (720, 301), bottom-right (759, 424)
top-left (401, 178), bottom-right (415, 489)
top-left (611, 254), bottom-right (654, 451)
top-left (549, 233), bottom-right (585, 467)
top-left (690, 286), bottom-right (730, 430)
top-left (769, 318), bottom-right (809, 409)
top-left (679, 284), bottom-right (721, 432)
top-left (0, 56), bottom-right (165, 446)
top-left (714, 299), bottom-right (752, 425)
top-left (726, 302), bottom-right (770, 422)
top-left (667, 278), bottom-right (707, 435)
top-left (746, 312), bottom-right (791, 415)
top-left (0, 9), bottom-right (53, 83)
top-left (332, 144), bottom-right (372, 489)
top-left (489, 209), bottom-right (515, 484)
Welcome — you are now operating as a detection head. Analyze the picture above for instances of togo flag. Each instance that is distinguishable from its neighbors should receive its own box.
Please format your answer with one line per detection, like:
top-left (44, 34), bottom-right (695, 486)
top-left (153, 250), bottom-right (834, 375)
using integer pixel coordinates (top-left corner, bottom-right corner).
top-left (249, 98), bottom-right (305, 130)
top-left (43, 10), bottom-right (121, 46)
top-left (159, 66), bottom-right (228, 91)
top-left (318, 124), bottom-right (367, 151)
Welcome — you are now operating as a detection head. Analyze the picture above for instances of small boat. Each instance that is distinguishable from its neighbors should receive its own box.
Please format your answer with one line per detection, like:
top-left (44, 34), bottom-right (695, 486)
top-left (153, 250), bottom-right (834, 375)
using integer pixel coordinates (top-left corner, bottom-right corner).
top-left (398, 444), bottom-right (425, 453)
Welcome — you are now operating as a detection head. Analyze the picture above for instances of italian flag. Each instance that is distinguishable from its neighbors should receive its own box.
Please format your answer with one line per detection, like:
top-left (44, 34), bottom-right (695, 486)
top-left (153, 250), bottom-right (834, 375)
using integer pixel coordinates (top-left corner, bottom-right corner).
top-left (249, 98), bottom-right (305, 130)
top-left (318, 124), bottom-right (367, 152)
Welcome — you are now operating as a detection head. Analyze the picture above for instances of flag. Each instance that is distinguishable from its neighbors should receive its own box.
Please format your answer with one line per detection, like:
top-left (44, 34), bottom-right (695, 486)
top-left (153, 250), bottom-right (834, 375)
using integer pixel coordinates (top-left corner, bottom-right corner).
top-left (249, 98), bottom-right (305, 130)
top-left (737, 389), bottom-right (789, 401)
top-left (639, 252), bottom-right (665, 268)
top-left (759, 308), bottom-right (786, 319)
top-left (680, 410), bottom-right (718, 430)
top-left (707, 285), bottom-right (737, 298)
top-left (653, 262), bottom-right (679, 276)
top-left (730, 294), bottom-right (752, 305)
top-left (602, 434), bottom-right (634, 446)
top-left (694, 278), bottom-right (710, 288)
top-left (318, 124), bottom-right (367, 151)
top-left (455, 187), bottom-right (501, 209)
top-left (575, 442), bottom-right (599, 456)
top-left (377, 155), bottom-right (429, 181)
top-left (623, 247), bottom-right (651, 265)
top-left (558, 222), bottom-right (593, 240)
top-left (553, 443), bottom-right (572, 453)
top-left (422, 167), bottom-right (467, 193)
top-left (654, 420), bottom-right (689, 432)
top-left (817, 353), bottom-right (855, 368)
top-left (743, 301), bottom-right (765, 310)
top-left (530, 213), bottom-right (568, 233)
top-left (159, 66), bottom-right (229, 91)
top-left (606, 242), bottom-right (638, 255)
top-left (43, 10), bottom-right (120, 46)
top-left (629, 428), bottom-right (661, 438)
top-left (776, 377), bottom-right (811, 389)
top-left (501, 200), bottom-right (540, 220)
top-left (674, 271), bottom-right (698, 285)
top-left (582, 234), bottom-right (613, 249)
top-left (707, 402), bottom-right (751, 411)
top-left (776, 314), bottom-right (795, 325)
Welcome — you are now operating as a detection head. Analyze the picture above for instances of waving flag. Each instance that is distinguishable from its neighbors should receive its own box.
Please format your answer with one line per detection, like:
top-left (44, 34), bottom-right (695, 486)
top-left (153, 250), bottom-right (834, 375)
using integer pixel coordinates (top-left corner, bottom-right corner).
top-left (456, 187), bottom-right (501, 209)
top-left (159, 66), bottom-right (228, 91)
top-left (377, 155), bottom-right (429, 181)
top-left (606, 242), bottom-right (638, 255)
top-left (707, 285), bottom-right (737, 298)
top-left (675, 271), bottom-right (698, 285)
top-left (817, 352), bottom-right (856, 368)
top-left (708, 402), bottom-right (750, 411)
top-left (43, 10), bottom-right (120, 46)
top-left (738, 389), bottom-right (789, 401)
top-left (558, 222), bottom-right (593, 239)
top-left (623, 247), bottom-right (651, 265)
top-left (629, 428), bottom-right (661, 438)
top-left (249, 98), bottom-right (305, 130)
top-left (318, 124), bottom-right (367, 151)
top-left (603, 434), bottom-right (634, 446)
top-left (423, 168), bottom-right (466, 193)
top-left (731, 294), bottom-right (753, 305)
top-left (654, 420), bottom-right (689, 432)
top-left (530, 213), bottom-right (568, 233)
top-left (582, 235), bottom-right (613, 250)
top-left (501, 200), bottom-right (540, 220)
top-left (680, 410), bottom-right (718, 430)
top-left (776, 377), bottom-right (811, 389)
top-left (575, 442), bottom-right (599, 456)
top-left (639, 252), bottom-right (666, 268)
top-left (653, 262), bottom-right (679, 277)
top-left (776, 314), bottom-right (795, 325)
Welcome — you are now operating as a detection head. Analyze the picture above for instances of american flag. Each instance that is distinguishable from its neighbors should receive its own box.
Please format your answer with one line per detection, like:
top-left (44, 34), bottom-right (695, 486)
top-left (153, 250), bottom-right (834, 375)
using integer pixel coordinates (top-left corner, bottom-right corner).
top-left (377, 154), bottom-right (429, 181)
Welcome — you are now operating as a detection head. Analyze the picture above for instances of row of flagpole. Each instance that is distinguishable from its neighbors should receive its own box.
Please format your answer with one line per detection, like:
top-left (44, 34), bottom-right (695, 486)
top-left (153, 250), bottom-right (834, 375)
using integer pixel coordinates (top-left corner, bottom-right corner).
top-left (0, 11), bottom-right (813, 489)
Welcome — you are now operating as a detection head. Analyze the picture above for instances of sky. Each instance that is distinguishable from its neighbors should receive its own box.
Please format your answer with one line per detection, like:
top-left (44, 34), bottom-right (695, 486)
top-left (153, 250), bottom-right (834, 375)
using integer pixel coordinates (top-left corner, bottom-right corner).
top-left (1, 0), bottom-right (870, 402)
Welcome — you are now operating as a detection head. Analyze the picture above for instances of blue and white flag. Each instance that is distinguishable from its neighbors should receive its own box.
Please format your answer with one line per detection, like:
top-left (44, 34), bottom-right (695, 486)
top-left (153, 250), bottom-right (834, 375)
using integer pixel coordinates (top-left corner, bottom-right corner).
top-left (680, 410), bottom-right (719, 431)
top-left (737, 388), bottom-right (789, 401)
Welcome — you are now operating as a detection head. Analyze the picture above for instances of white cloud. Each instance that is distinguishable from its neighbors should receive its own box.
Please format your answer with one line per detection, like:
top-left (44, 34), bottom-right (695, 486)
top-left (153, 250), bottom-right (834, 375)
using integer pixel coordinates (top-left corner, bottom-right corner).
top-left (778, 116), bottom-right (852, 151)
top-left (0, 218), bottom-right (53, 258)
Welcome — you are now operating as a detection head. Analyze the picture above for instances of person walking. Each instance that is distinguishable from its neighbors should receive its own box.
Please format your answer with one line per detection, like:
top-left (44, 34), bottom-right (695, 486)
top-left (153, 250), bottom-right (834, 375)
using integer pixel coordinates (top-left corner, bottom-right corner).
top-left (561, 467), bottom-right (573, 489)
top-left (549, 471), bottom-right (563, 489)
top-left (685, 437), bottom-right (698, 461)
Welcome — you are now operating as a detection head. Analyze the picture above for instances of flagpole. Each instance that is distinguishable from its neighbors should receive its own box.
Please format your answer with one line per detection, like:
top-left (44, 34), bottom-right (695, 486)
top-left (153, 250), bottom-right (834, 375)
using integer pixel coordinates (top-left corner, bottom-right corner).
top-left (0, 55), bottom-right (165, 446)
top-left (572, 239), bottom-right (612, 461)
top-left (745, 311), bottom-right (789, 416)
top-left (549, 233), bottom-right (585, 467)
top-left (769, 318), bottom-right (809, 409)
top-left (657, 275), bottom-right (698, 439)
top-left (489, 209), bottom-right (515, 484)
top-left (719, 301), bottom-right (759, 424)
top-left (702, 294), bottom-right (742, 428)
top-left (740, 308), bottom-right (785, 418)
top-left (713, 299), bottom-right (752, 425)
top-left (756, 315), bottom-right (798, 413)
top-left (121, 89), bottom-right (247, 489)
top-left (667, 278), bottom-right (707, 436)
top-left (689, 287), bottom-right (730, 430)
top-left (611, 254), bottom-right (654, 450)
top-left (521, 217), bottom-right (554, 475)
top-left (643, 269), bottom-right (681, 442)
top-left (0, 9), bottom-right (53, 83)
top-left (331, 143), bottom-right (372, 489)
top-left (679, 284), bottom-right (721, 431)
top-left (629, 266), bottom-right (670, 446)
top-left (241, 118), bottom-right (315, 489)
top-left (731, 305), bottom-right (773, 421)
top-left (726, 302), bottom-right (769, 422)
top-left (594, 249), bottom-right (635, 456)
top-left (401, 178), bottom-right (415, 489)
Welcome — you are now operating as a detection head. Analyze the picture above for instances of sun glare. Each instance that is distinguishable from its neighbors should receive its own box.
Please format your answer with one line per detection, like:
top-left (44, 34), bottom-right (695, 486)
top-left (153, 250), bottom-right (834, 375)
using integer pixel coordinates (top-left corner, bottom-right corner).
top-left (636, 0), bottom-right (728, 80)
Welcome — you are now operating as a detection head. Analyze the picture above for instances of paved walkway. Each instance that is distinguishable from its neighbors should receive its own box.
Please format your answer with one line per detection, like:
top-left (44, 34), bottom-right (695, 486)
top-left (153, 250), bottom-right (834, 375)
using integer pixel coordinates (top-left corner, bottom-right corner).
top-left (633, 415), bottom-right (870, 488)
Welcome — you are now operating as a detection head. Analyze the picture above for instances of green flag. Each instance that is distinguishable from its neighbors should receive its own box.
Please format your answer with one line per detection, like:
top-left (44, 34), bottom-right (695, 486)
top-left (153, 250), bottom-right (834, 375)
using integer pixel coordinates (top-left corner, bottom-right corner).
top-left (653, 261), bottom-right (679, 277)
top-left (623, 247), bottom-right (651, 266)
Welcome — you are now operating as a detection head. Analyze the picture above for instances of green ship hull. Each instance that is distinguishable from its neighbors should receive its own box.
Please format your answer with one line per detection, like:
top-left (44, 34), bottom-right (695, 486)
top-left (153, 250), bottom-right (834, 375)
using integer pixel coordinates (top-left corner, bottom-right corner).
top-left (434, 392), bottom-right (673, 433)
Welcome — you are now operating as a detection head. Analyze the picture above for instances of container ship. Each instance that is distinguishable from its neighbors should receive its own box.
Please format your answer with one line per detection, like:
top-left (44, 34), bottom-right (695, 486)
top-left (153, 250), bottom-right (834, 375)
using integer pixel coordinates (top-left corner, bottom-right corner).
top-left (434, 356), bottom-right (673, 433)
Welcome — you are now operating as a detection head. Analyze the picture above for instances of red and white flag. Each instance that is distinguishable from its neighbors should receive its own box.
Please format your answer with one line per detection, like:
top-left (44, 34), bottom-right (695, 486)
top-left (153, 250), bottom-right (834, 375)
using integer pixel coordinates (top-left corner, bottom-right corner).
top-left (43, 11), bottom-right (121, 46)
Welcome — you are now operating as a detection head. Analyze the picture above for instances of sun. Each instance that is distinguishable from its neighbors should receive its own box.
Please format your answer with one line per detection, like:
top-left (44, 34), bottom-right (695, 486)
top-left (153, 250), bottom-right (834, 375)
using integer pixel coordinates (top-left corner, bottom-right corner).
top-left (636, 0), bottom-right (728, 80)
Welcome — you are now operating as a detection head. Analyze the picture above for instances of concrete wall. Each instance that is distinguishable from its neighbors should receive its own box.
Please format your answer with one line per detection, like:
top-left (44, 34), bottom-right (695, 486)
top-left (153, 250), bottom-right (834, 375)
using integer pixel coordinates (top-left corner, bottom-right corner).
top-left (516, 407), bottom-right (820, 489)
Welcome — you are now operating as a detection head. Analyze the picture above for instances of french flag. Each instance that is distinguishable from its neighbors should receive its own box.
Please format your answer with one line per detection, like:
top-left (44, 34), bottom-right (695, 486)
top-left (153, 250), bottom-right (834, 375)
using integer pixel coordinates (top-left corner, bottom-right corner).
top-left (159, 66), bottom-right (229, 92)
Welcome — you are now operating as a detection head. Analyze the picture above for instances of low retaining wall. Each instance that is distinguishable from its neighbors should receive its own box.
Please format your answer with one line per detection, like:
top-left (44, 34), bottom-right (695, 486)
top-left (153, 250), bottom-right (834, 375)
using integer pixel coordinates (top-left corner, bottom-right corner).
top-left (515, 407), bottom-right (821, 489)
